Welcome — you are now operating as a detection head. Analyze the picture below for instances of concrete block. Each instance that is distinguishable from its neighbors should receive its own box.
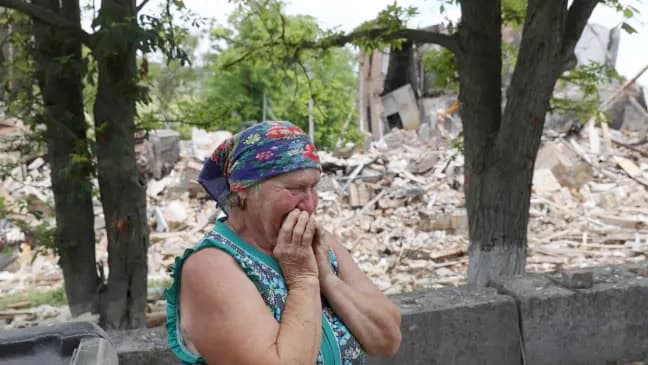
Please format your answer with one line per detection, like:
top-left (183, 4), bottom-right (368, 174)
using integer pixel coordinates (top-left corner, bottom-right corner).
top-left (535, 142), bottom-right (593, 189)
top-left (0, 322), bottom-right (110, 365)
top-left (558, 269), bottom-right (594, 289)
top-left (495, 266), bottom-right (648, 365)
top-left (367, 287), bottom-right (521, 365)
top-left (109, 327), bottom-right (176, 365)
top-left (532, 168), bottom-right (562, 194)
top-left (70, 337), bottom-right (119, 365)
top-left (575, 24), bottom-right (620, 67)
top-left (148, 129), bottom-right (180, 180)
top-left (621, 97), bottom-right (648, 133)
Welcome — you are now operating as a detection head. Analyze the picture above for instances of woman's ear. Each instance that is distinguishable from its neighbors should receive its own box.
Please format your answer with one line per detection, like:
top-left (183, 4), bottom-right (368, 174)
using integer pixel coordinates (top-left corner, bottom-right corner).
top-left (237, 189), bottom-right (249, 201)
top-left (235, 191), bottom-right (248, 210)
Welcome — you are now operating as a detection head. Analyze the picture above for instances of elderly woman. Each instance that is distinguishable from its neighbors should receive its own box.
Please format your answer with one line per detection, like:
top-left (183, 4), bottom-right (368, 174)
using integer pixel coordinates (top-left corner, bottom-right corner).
top-left (166, 121), bottom-right (401, 364)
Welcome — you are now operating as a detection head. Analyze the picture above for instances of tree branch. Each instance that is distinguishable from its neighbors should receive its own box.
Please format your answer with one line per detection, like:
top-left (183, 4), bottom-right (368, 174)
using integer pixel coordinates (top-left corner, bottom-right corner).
top-left (311, 27), bottom-right (460, 57)
top-left (0, 0), bottom-right (92, 46)
top-left (221, 47), bottom-right (264, 68)
top-left (220, 26), bottom-right (459, 70)
top-left (560, 0), bottom-right (600, 64)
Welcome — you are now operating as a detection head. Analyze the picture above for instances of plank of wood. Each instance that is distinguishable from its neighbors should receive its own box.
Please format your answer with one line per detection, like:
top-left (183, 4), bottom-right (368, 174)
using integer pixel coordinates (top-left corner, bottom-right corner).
top-left (404, 247), bottom-right (467, 261)
top-left (611, 137), bottom-right (648, 158)
top-left (342, 190), bottom-right (388, 227)
top-left (594, 214), bottom-right (647, 230)
top-left (614, 156), bottom-right (642, 178)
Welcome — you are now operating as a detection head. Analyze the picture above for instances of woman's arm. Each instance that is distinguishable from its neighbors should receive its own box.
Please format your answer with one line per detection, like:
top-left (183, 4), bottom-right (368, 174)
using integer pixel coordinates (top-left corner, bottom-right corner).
top-left (181, 210), bottom-right (322, 365)
top-left (314, 228), bottom-right (402, 357)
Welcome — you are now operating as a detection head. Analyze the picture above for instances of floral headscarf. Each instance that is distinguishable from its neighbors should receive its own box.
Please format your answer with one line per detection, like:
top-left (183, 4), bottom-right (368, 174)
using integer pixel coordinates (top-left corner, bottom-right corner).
top-left (198, 121), bottom-right (321, 213)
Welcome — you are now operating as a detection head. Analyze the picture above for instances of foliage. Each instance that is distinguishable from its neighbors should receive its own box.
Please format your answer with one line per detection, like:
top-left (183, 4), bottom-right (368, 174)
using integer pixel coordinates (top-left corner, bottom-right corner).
top-left (502, 0), bottom-right (526, 26)
top-left (136, 33), bottom-right (202, 134)
top-left (602, 0), bottom-right (641, 34)
top-left (422, 47), bottom-right (458, 92)
top-left (551, 62), bottom-right (622, 123)
top-left (183, 1), bottom-right (361, 149)
top-left (349, 2), bottom-right (418, 51)
top-left (0, 10), bottom-right (41, 127)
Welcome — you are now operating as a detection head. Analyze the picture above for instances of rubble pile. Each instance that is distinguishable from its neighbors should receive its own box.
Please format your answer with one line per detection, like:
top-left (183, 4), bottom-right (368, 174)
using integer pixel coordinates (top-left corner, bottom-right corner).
top-left (316, 124), bottom-right (647, 293)
top-left (0, 116), bottom-right (61, 294)
top-left (0, 110), bottom-right (647, 327)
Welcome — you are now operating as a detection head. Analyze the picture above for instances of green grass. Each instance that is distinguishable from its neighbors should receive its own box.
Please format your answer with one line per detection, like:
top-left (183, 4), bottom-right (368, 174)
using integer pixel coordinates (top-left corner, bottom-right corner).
top-left (0, 279), bottom-right (173, 311)
top-left (0, 287), bottom-right (67, 311)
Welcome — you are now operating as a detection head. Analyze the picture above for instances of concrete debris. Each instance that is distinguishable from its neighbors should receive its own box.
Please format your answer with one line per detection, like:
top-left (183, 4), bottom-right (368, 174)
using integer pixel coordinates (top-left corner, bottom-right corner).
top-left (148, 129), bottom-right (181, 180)
top-left (535, 141), bottom-right (593, 189)
top-left (419, 95), bottom-right (461, 140)
top-left (620, 96), bottom-right (648, 133)
top-left (1, 116), bottom-right (647, 328)
top-left (0, 248), bottom-right (18, 272)
top-left (190, 128), bottom-right (232, 161)
top-left (160, 201), bottom-right (189, 230)
top-left (27, 157), bottom-right (45, 171)
top-left (153, 207), bottom-right (169, 233)
top-left (614, 156), bottom-right (643, 178)
top-left (135, 129), bottom-right (181, 180)
top-left (349, 182), bottom-right (372, 208)
top-left (532, 169), bottom-right (562, 194)
top-left (574, 23), bottom-right (620, 68)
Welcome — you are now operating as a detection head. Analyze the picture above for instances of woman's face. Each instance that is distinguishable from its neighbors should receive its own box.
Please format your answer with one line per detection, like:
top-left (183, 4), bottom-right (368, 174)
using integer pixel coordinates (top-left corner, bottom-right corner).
top-left (240, 168), bottom-right (320, 248)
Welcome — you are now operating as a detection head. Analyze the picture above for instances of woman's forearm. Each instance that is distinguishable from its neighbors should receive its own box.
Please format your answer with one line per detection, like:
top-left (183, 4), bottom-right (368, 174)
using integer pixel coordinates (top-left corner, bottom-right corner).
top-left (275, 277), bottom-right (322, 365)
top-left (321, 276), bottom-right (401, 356)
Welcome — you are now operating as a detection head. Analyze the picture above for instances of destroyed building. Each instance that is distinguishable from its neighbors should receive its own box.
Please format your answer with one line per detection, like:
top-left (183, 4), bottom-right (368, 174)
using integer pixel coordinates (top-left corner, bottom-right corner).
top-left (358, 22), bottom-right (648, 141)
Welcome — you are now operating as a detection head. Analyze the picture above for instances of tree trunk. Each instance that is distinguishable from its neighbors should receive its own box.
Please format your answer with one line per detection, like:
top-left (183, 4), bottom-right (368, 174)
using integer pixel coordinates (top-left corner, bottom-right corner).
top-left (459, 0), bottom-right (585, 286)
top-left (93, 0), bottom-right (148, 329)
top-left (32, 0), bottom-right (99, 315)
top-left (0, 8), bottom-right (7, 101)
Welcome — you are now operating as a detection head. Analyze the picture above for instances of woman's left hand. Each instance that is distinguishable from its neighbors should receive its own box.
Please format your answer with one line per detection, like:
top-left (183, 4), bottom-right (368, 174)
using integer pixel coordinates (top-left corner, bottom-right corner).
top-left (312, 221), bottom-right (402, 357)
top-left (313, 223), bottom-right (335, 285)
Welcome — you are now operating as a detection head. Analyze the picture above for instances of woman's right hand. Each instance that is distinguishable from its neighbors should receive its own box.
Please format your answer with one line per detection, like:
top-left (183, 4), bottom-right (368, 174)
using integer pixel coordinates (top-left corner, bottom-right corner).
top-left (273, 209), bottom-right (319, 288)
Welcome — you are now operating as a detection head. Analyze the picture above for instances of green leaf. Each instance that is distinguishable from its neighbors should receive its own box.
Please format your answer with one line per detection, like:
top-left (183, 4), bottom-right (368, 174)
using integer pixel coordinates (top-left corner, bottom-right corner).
top-left (621, 22), bottom-right (637, 34)
top-left (623, 8), bottom-right (633, 18)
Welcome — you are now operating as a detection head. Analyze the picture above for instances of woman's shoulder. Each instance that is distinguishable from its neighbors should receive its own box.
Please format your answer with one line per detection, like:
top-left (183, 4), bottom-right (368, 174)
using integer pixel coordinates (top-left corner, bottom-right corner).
top-left (180, 247), bottom-right (243, 292)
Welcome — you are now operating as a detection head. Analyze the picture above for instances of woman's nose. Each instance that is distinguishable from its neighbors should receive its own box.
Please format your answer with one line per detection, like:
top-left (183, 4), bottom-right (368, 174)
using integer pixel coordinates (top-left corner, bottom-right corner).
top-left (297, 191), bottom-right (317, 214)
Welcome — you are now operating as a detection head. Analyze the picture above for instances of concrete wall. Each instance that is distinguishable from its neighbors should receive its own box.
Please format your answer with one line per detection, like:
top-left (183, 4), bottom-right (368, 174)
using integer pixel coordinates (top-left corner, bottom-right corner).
top-left (110, 263), bottom-right (648, 365)
top-left (495, 265), bottom-right (648, 365)
top-left (367, 287), bottom-right (521, 365)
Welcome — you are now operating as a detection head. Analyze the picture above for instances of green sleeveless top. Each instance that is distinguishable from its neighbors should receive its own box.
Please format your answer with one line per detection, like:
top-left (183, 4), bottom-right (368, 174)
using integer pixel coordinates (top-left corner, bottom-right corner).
top-left (165, 220), bottom-right (366, 364)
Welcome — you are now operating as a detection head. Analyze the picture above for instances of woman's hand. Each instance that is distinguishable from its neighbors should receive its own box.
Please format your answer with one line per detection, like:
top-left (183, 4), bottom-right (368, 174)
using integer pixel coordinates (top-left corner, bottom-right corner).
top-left (313, 223), bottom-right (336, 286)
top-left (273, 209), bottom-right (319, 288)
top-left (313, 224), bottom-right (402, 357)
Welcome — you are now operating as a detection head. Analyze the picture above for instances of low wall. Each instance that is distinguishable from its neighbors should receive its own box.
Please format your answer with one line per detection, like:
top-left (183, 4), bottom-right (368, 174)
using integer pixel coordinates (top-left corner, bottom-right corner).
top-left (110, 263), bottom-right (648, 365)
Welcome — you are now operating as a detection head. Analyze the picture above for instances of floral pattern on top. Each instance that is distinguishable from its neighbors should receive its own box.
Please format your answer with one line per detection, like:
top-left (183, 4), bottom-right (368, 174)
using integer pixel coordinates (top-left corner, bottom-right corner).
top-left (165, 222), bottom-right (366, 365)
